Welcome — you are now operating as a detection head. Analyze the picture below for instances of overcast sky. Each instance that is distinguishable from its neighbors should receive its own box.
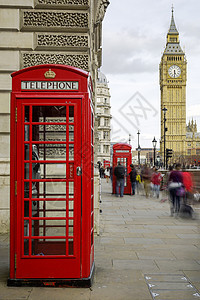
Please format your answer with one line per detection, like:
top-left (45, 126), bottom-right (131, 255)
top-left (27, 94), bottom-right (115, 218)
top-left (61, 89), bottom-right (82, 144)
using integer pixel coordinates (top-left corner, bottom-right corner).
top-left (101, 0), bottom-right (200, 149)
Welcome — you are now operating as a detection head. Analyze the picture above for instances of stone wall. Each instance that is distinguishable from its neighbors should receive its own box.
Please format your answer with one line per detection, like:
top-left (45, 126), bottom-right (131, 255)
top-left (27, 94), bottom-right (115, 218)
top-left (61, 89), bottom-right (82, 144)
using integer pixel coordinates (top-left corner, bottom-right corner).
top-left (0, 0), bottom-right (109, 232)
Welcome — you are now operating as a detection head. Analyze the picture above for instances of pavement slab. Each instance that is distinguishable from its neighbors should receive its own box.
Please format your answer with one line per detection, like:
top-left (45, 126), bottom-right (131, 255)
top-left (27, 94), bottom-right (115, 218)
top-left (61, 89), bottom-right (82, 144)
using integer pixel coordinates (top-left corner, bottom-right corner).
top-left (1, 179), bottom-right (200, 300)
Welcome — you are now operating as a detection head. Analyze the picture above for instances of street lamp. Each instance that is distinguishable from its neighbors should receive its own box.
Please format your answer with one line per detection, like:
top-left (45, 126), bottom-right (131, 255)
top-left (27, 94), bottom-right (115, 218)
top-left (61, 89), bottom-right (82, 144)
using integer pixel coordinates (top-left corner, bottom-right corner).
top-left (162, 107), bottom-right (167, 169)
top-left (152, 136), bottom-right (157, 166)
top-left (137, 130), bottom-right (140, 165)
top-left (129, 134), bottom-right (131, 145)
top-left (138, 145), bottom-right (141, 166)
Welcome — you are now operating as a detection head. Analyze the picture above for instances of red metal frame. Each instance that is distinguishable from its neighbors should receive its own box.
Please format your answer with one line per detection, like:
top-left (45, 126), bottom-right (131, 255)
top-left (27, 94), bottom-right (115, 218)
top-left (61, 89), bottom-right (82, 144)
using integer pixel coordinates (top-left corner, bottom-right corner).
top-left (9, 65), bottom-right (94, 283)
top-left (103, 160), bottom-right (110, 169)
top-left (112, 143), bottom-right (132, 195)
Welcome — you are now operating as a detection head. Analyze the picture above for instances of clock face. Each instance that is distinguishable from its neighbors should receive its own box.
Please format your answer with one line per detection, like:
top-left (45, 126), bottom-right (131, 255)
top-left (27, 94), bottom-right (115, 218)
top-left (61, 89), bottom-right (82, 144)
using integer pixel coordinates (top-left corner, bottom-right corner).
top-left (168, 65), bottom-right (181, 78)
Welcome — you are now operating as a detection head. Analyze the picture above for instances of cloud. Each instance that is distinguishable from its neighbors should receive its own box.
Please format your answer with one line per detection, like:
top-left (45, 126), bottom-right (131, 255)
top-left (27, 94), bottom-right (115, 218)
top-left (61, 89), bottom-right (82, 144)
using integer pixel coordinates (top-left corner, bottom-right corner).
top-left (102, 30), bottom-right (161, 74)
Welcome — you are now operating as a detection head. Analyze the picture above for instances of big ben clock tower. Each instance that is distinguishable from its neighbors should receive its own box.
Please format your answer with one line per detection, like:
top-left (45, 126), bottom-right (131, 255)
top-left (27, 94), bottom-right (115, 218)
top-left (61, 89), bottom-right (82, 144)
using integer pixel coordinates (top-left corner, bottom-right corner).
top-left (160, 7), bottom-right (187, 163)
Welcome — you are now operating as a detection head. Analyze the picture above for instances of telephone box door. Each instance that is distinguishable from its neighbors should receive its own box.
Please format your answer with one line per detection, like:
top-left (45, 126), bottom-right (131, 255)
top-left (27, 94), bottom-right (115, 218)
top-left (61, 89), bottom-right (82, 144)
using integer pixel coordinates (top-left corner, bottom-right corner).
top-left (15, 98), bottom-right (82, 279)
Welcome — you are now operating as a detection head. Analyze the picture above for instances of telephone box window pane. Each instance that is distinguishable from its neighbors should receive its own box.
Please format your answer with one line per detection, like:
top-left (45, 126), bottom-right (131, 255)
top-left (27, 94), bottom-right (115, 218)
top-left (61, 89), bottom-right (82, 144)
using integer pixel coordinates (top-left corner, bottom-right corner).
top-left (68, 239), bottom-right (74, 255)
top-left (32, 220), bottom-right (66, 237)
top-left (69, 125), bottom-right (74, 141)
top-left (24, 239), bottom-right (29, 256)
top-left (24, 220), bottom-right (29, 236)
top-left (32, 106), bottom-right (66, 122)
top-left (69, 106), bottom-right (74, 123)
top-left (24, 125), bottom-right (29, 141)
top-left (32, 125), bottom-right (66, 142)
top-left (68, 220), bottom-right (74, 236)
top-left (39, 144), bottom-right (66, 160)
top-left (39, 163), bottom-right (66, 179)
top-left (39, 182), bottom-right (66, 198)
top-left (68, 200), bottom-right (74, 210)
top-left (24, 201), bottom-right (29, 217)
top-left (36, 201), bottom-right (66, 218)
top-left (25, 106), bottom-right (29, 122)
top-left (69, 182), bottom-right (74, 198)
top-left (38, 209), bottom-right (66, 218)
top-left (69, 145), bottom-right (74, 160)
top-left (24, 164), bottom-right (29, 179)
top-left (24, 144), bottom-right (29, 161)
top-left (24, 183), bottom-right (30, 198)
top-left (38, 200), bottom-right (66, 211)
top-left (69, 211), bottom-right (74, 218)
top-left (31, 239), bottom-right (66, 256)
top-left (32, 201), bottom-right (38, 217)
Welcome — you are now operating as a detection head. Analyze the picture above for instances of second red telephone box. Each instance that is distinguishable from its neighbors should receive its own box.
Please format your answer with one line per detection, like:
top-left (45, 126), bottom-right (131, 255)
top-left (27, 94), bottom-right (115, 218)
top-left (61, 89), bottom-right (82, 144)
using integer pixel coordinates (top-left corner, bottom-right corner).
top-left (8, 64), bottom-right (94, 287)
top-left (112, 143), bottom-right (132, 195)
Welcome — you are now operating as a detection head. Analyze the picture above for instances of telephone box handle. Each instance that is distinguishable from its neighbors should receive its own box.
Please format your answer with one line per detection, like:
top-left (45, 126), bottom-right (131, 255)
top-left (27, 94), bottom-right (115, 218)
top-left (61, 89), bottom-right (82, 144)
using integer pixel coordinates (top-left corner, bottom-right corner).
top-left (76, 166), bottom-right (82, 176)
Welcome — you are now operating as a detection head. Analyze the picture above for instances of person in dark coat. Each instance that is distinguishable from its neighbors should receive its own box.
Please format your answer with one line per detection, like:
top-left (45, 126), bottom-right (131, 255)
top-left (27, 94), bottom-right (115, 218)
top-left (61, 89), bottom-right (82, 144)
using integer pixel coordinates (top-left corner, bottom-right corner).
top-left (129, 164), bottom-right (137, 195)
top-left (114, 162), bottom-right (125, 197)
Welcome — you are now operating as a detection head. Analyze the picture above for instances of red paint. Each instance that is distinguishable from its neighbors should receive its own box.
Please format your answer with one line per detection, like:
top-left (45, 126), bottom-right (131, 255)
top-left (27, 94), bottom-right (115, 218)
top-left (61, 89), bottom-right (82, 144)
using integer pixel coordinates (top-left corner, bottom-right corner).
top-left (112, 143), bottom-right (132, 195)
top-left (10, 65), bottom-right (94, 280)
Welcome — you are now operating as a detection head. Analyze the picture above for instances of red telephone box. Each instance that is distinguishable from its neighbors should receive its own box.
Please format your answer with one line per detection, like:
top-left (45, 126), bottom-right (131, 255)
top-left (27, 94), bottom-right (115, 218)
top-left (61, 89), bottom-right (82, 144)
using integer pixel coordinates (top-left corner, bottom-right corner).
top-left (112, 143), bottom-right (132, 195)
top-left (103, 160), bottom-right (110, 169)
top-left (8, 64), bottom-right (94, 287)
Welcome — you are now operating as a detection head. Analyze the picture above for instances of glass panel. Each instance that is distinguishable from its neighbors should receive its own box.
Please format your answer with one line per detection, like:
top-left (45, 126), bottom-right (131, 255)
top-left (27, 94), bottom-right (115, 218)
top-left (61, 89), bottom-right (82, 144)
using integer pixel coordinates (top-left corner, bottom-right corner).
top-left (24, 200), bottom-right (29, 217)
top-left (39, 163), bottom-right (66, 179)
top-left (24, 144), bottom-right (29, 161)
top-left (25, 106), bottom-right (30, 122)
top-left (69, 182), bottom-right (74, 198)
top-left (69, 200), bottom-right (74, 210)
top-left (68, 239), bottom-right (74, 255)
top-left (32, 239), bottom-right (66, 256)
top-left (24, 125), bottom-right (29, 141)
top-left (68, 220), bottom-right (74, 236)
top-left (69, 144), bottom-right (74, 160)
top-left (69, 210), bottom-right (74, 218)
top-left (24, 219), bottom-right (29, 236)
top-left (24, 164), bottom-right (29, 179)
top-left (39, 144), bottom-right (66, 160)
top-left (69, 125), bottom-right (74, 142)
top-left (32, 106), bottom-right (66, 123)
top-left (24, 239), bottom-right (29, 255)
top-left (32, 220), bottom-right (66, 237)
top-left (32, 125), bottom-right (66, 142)
top-left (24, 182), bottom-right (30, 198)
top-left (69, 106), bottom-right (74, 123)
top-left (38, 209), bottom-right (66, 218)
top-left (38, 182), bottom-right (66, 198)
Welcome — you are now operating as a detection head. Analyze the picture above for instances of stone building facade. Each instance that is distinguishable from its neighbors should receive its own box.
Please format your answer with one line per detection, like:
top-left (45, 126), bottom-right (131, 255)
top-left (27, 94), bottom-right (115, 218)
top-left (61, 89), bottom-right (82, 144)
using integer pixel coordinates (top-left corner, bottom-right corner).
top-left (96, 71), bottom-right (111, 165)
top-left (160, 8), bottom-right (187, 160)
top-left (0, 0), bottom-right (109, 232)
top-left (159, 8), bottom-right (200, 165)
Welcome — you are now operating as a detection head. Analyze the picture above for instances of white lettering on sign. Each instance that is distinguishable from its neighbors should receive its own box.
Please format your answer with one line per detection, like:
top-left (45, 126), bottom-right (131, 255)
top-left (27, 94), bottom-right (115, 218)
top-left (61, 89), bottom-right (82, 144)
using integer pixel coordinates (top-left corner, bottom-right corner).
top-left (115, 150), bottom-right (130, 153)
top-left (21, 81), bottom-right (79, 90)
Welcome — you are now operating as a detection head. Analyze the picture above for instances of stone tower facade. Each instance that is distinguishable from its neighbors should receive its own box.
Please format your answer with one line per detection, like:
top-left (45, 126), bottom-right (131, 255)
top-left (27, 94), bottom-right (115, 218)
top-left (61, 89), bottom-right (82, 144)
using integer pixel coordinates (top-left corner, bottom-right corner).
top-left (160, 8), bottom-right (187, 162)
top-left (96, 71), bottom-right (111, 165)
top-left (0, 0), bottom-right (109, 232)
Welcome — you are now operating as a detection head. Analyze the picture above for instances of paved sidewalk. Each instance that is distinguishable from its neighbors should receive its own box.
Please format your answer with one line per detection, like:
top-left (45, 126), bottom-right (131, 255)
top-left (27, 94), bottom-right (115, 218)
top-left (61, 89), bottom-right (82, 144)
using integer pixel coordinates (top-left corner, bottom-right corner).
top-left (1, 179), bottom-right (200, 299)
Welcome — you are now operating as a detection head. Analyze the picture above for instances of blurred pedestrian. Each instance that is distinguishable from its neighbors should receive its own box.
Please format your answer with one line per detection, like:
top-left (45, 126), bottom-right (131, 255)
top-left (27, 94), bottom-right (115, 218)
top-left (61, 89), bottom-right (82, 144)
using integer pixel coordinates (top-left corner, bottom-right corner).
top-left (151, 167), bottom-right (162, 198)
top-left (129, 164), bottom-right (137, 195)
top-left (141, 164), bottom-right (151, 198)
top-left (99, 166), bottom-right (105, 178)
top-left (114, 162), bottom-right (125, 197)
top-left (168, 163), bottom-right (183, 217)
top-left (105, 167), bottom-right (110, 183)
top-left (182, 167), bottom-right (193, 202)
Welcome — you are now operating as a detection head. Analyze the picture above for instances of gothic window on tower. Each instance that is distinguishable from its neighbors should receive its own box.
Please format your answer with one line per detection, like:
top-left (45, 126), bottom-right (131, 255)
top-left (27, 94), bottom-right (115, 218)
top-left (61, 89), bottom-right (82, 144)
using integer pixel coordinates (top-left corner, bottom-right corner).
top-left (196, 149), bottom-right (200, 155)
